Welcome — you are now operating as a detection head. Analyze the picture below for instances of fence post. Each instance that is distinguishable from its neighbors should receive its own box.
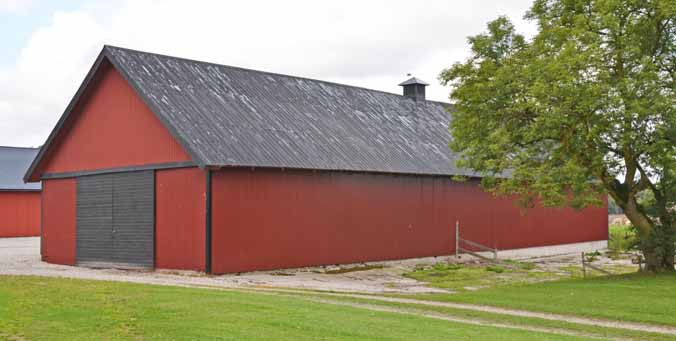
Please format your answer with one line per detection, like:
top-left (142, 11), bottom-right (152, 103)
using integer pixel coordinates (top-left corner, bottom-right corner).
top-left (581, 252), bottom-right (586, 277)
top-left (455, 220), bottom-right (459, 259)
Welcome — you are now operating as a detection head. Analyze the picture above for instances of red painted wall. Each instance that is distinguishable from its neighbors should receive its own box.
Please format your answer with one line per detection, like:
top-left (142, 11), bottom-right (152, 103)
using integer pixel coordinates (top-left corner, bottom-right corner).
top-left (31, 58), bottom-right (608, 274)
top-left (30, 61), bottom-right (190, 180)
top-left (211, 169), bottom-right (608, 274)
top-left (0, 191), bottom-right (41, 237)
top-left (155, 167), bottom-right (206, 271)
top-left (35, 60), bottom-right (199, 268)
top-left (41, 178), bottom-right (76, 265)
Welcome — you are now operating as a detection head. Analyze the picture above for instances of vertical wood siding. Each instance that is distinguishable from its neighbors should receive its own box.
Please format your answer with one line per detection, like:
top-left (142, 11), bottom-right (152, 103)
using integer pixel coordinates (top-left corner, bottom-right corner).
top-left (155, 167), bottom-right (206, 271)
top-left (35, 62), bottom-right (191, 177)
top-left (210, 168), bottom-right (608, 274)
top-left (0, 191), bottom-right (41, 237)
top-left (42, 178), bottom-right (77, 265)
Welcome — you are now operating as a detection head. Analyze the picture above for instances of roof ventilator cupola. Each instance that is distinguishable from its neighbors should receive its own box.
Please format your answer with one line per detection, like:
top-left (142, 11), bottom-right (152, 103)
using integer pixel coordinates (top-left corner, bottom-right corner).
top-left (398, 76), bottom-right (429, 101)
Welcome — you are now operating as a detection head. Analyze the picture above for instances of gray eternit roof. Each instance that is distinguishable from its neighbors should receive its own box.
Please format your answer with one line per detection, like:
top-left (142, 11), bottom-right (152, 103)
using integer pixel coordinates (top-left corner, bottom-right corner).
top-left (105, 46), bottom-right (476, 177)
top-left (0, 147), bottom-right (40, 190)
top-left (398, 77), bottom-right (429, 86)
top-left (28, 45), bottom-right (479, 179)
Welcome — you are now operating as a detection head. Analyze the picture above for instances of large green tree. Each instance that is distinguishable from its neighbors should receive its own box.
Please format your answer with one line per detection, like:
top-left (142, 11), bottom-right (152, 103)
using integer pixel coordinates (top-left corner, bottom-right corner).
top-left (441, 0), bottom-right (676, 271)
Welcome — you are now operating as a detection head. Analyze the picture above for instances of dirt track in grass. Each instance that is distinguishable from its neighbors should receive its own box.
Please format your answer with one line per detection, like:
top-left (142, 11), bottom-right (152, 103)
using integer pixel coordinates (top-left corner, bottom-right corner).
top-left (304, 297), bottom-right (607, 339)
top-left (249, 287), bottom-right (676, 336)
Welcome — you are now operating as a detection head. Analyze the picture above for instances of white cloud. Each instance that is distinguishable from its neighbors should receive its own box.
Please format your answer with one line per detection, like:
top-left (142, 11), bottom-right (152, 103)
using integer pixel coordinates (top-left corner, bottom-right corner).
top-left (0, 0), bottom-right (536, 146)
top-left (0, 0), bottom-right (31, 13)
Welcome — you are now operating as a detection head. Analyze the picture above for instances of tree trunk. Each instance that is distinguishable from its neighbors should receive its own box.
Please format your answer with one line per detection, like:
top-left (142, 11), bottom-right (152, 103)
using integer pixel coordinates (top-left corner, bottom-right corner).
top-left (641, 247), bottom-right (675, 272)
top-left (622, 198), bottom-right (675, 272)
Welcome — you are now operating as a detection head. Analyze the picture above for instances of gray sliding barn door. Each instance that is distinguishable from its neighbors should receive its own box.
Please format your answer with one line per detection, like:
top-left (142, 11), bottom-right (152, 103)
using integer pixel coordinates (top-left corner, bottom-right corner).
top-left (76, 173), bottom-right (114, 265)
top-left (111, 171), bottom-right (154, 267)
top-left (76, 170), bottom-right (154, 268)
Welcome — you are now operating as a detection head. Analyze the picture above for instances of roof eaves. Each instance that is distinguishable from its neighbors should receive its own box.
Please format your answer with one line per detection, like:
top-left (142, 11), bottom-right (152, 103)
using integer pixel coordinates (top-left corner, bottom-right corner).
top-left (398, 77), bottom-right (430, 86)
top-left (0, 146), bottom-right (39, 150)
top-left (0, 188), bottom-right (41, 192)
top-left (24, 46), bottom-right (210, 183)
top-left (23, 49), bottom-right (109, 183)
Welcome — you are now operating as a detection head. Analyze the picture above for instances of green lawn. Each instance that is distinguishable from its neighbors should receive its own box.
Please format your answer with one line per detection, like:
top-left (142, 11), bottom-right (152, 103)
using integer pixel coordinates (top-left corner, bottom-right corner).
top-left (403, 261), bottom-right (560, 291)
top-left (0, 276), bottom-right (580, 341)
top-left (402, 260), bottom-right (635, 292)
top-left (317, 293), bottom-right (674, 341)
top-left (406, 272), bottom-right (676, 327)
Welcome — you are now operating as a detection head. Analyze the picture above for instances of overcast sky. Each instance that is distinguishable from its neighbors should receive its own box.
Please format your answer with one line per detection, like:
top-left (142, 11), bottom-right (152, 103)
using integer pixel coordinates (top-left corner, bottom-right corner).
top-left (0, 0), bottom-right (537, 147)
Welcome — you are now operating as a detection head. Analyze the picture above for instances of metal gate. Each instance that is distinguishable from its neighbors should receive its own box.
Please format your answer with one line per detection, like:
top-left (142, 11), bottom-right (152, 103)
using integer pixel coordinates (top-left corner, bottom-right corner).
top-left (76, 170), bottom-right (154, 268)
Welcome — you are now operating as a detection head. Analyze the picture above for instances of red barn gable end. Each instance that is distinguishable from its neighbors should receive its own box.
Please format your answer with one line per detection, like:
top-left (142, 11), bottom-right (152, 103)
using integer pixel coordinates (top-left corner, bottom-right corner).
top-left (26, 46), bottom-right (608, 273)
top-left (28, 58), bottom-right (200, 269)
top-left (31, 61), bottom-right (191, 178)
top-left (0, 146), bottom-right (41, 237)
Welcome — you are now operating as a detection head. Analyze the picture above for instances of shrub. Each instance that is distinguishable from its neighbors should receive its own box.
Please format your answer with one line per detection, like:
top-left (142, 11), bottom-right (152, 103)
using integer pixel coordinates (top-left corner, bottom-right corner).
top-left (608, 224), bottom-right (639, 253)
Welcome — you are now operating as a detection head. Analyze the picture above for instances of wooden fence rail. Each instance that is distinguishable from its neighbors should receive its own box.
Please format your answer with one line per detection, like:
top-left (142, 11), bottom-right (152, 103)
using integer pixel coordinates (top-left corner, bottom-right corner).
top-left (455, 221), bottom-right (498, 261)
top-left (581, 252), bottom-right (612, 277)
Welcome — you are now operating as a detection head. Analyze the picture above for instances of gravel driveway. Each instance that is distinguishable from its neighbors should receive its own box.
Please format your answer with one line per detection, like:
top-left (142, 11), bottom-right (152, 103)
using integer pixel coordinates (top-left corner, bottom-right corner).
top-left (0, 237), bottom-right (444, 293)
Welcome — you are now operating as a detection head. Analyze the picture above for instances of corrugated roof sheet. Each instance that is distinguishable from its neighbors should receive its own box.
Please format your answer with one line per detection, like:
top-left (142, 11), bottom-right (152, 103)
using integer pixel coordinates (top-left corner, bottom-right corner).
top-left (104, 46), bottom-right (476, 177)
top-left (0, 147), bottom-right (40, 190)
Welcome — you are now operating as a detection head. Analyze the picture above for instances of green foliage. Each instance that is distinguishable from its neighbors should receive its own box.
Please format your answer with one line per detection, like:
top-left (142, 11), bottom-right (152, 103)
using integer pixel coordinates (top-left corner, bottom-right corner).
top-left (608, 196), bottom-right (623, 214)
top-left (584, 250), bottom-right (602, 262)
top-left (440, 0), bottom-right (676, 270)
top-left (609, 224), bottom-right (639, 252)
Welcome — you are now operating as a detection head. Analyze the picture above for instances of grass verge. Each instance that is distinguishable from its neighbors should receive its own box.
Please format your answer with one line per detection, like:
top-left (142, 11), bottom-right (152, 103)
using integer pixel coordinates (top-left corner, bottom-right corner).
top-left (402, 262), bottom-right (570, 291)
top-left (286, 291), bottom-right (674, 341)
top-left (0, 275), bottom-right (581, 340)
top-left (396, 272), bottom-right (676, 327)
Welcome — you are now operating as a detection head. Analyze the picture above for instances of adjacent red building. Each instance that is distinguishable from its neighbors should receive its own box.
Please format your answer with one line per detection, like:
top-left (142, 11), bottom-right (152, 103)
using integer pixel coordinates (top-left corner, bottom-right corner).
top-left (0, 146), bottom-right (41, 237)
top-left (25, 46), bottom-right (608, 274)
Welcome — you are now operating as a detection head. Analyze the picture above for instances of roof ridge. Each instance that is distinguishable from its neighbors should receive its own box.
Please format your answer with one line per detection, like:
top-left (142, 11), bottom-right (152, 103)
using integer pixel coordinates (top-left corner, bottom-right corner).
top-left (26, 45), bottom-right (467, 180)
top-left (103, 45), bottom-right (449, 105)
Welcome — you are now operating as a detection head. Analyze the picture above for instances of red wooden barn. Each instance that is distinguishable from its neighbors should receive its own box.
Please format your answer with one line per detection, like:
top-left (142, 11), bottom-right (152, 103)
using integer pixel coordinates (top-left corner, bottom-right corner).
top-left (24, 46), bottom-right (607, 273)
top-left (0, 146), bottom-right (41, 237)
